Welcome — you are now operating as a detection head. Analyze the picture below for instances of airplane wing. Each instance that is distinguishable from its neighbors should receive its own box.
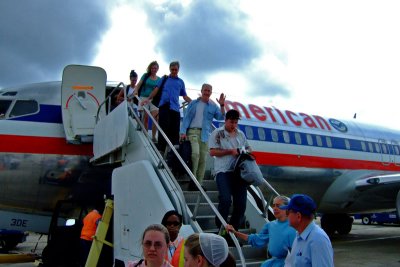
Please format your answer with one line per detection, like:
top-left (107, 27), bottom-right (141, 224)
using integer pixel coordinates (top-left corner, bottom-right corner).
top-left (355, 173), bottom-right (400, 190)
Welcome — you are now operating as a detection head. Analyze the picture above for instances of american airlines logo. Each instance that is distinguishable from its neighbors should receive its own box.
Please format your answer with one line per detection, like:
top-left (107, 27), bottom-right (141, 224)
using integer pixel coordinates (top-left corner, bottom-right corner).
top-left (328, 119), bottom-right (348, 133)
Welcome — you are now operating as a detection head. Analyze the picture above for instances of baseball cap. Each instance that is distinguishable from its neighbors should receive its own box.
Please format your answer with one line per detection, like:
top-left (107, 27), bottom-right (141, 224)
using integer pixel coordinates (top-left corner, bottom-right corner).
top-left (199, 233), bottom-right (229, 267)
top-left (279, 194), bottom-right (316, 216)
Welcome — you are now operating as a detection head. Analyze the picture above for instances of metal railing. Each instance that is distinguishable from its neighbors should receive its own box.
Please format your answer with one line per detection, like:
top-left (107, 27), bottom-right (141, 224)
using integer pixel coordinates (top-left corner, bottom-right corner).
top-left (132, 95), bottom-right (247, 266)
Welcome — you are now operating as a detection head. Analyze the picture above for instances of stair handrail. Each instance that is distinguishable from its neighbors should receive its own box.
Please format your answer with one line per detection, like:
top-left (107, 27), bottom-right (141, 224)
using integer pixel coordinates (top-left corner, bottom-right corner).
top-left (95, 82), bottom-right (125, 123)
top-left (134, 96), bottom-right (247, 266)
top-left (126, 101), bottom-right (190, 223)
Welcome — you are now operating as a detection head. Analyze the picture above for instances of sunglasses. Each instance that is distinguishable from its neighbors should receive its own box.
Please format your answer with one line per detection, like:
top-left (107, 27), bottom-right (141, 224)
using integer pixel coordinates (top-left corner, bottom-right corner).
top-left (271, 204), bottom-right (283, 208)
top-left (170, 68), bottom-right (179, 71)
top-left (143, 240), bottom-right (164, 250)
top-left (165, 221), bottom-right (181, 227)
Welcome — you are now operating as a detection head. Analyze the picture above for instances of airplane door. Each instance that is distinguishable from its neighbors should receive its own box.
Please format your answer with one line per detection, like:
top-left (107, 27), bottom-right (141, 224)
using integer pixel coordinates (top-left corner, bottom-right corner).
top-left (61, 65), bottom-right (107, 143)
top-left (379, 139), bottom-right (391, 166)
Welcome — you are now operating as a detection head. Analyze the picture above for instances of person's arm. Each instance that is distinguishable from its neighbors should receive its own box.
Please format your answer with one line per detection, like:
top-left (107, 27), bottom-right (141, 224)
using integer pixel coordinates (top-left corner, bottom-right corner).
top-left (215, 93), bottom-right (226, 118)
top-left (225, 224), bottom-right (249, 241)
top-left (116, 88), bottom-right (124, 104)
top-left (183, 95), bottom-right (192, 103)
top-left (134, 79), bottom-right (143, 96)
top-left (141, 87), bottom-right (159, 106)
top-left (209, 147), bottom-right (239, 157)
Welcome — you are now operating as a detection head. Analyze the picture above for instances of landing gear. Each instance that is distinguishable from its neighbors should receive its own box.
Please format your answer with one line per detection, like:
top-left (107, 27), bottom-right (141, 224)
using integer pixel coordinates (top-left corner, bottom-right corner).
top-left (361, 215), bottom-right (371, 225)
top-left (321, 213), bottom-right (354, 235)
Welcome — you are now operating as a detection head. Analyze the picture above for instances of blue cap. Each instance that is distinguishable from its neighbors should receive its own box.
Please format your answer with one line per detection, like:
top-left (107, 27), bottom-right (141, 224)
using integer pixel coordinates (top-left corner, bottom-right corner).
top-left (279, 194), bottom-right (316, 216)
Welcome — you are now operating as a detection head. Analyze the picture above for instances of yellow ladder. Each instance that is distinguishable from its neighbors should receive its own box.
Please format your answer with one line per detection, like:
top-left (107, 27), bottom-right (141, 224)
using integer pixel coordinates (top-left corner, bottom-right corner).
top-left (85, 199), bottom-right (114, 267)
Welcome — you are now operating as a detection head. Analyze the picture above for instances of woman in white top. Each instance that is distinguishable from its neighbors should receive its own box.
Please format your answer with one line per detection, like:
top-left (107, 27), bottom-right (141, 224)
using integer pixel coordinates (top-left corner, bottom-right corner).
top-left (117, 70), bottom-right (138, 104)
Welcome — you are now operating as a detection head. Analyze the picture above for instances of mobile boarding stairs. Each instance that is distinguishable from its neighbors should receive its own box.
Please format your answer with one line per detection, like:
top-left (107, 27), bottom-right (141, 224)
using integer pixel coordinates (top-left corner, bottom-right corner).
top-left (62, 65), bottom-right (281, 267)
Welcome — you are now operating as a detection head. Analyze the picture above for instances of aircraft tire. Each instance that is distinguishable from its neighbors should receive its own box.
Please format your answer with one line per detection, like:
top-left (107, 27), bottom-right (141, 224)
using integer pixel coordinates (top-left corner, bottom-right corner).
top-left (361, 216), bottom-right (371, 225)
top-left (321, 213), bottom-right (353, 235)
top-left (320, 214), bottom-right (336, 236)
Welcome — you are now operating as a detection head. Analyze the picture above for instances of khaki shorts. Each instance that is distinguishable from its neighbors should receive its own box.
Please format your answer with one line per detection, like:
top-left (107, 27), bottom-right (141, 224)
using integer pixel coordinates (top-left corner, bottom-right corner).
top-left (138, 96), bottom-right (159, 112)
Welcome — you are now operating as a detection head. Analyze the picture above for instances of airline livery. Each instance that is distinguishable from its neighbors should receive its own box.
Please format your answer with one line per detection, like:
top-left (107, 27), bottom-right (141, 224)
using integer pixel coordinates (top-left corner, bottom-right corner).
top-left (1, 70), bottom-right (400, 241)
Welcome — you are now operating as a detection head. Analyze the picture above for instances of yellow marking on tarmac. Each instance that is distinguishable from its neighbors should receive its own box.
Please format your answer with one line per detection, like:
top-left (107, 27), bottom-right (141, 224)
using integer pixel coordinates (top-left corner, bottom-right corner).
top-left (0, 253), bottom-right (36, 263)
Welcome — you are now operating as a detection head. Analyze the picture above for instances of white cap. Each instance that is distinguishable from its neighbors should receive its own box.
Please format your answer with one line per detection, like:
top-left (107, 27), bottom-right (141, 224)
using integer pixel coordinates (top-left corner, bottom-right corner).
top-left (199, 233), bottom-right (229, 266)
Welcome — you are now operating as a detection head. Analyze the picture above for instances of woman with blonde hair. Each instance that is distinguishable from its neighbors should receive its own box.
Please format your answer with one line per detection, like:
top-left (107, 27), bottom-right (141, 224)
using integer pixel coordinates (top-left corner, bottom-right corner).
top-left (135, 61), bottom-right (160, 142)
top-left (128, 224), bottom-right (173, 267)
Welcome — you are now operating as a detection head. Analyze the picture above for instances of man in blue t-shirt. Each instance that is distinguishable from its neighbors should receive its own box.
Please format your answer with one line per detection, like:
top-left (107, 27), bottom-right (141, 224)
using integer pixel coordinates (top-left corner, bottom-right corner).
top-left (142, 61), bottom-right (192, 152)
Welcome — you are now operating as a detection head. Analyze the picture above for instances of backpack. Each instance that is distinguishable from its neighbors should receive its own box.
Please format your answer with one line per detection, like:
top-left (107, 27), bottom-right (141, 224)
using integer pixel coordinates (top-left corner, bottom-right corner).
top-left (152, 75), bottom-right (168, 107)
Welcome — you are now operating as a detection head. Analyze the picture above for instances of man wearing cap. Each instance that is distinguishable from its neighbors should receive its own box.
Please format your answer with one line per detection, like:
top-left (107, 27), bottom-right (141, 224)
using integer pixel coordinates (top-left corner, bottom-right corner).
top-left (209, 109), bottom-right (251, 231)
top-left (280, 194), bottom-right (334, 267)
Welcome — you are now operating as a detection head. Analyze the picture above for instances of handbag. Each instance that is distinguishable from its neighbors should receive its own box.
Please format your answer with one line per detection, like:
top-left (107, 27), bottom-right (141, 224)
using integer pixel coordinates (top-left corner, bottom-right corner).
top-left (166, 140), bottom-right (192, 176)
top-left (233, 152), bottom-right (264, 186)
top-left (152, 75), bottom-right (168, 107)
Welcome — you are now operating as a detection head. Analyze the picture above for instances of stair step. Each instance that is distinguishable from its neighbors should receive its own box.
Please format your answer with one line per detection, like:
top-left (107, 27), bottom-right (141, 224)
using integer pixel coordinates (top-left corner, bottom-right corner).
top-left (230, 245), bottom-right (267, 261)
top-left (183, 191), bottom-right (219, 202)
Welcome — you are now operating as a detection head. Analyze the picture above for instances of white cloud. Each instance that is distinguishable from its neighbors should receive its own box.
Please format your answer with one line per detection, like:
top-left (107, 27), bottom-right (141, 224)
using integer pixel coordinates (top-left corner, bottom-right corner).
top-left (93, 0), bottom-right (400, 130)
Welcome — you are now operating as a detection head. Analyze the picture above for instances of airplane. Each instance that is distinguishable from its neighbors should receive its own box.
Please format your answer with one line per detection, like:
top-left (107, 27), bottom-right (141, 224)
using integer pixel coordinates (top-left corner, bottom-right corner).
top-left (1, 64), bottom-right (400, 250)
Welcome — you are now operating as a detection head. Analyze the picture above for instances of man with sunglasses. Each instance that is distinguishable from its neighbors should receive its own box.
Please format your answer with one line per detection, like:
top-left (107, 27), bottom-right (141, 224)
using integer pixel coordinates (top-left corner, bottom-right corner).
top-left (142, 61), bottom-right (192, 152)
top-left (280, 194), bottom-right (334, 267)
top-left (225, 196), bottom-right (296, 267)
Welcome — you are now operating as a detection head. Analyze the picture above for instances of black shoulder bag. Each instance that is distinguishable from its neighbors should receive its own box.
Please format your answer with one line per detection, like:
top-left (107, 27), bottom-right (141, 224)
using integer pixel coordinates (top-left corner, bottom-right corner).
top-left (151, 75), bottom-right (168, 107)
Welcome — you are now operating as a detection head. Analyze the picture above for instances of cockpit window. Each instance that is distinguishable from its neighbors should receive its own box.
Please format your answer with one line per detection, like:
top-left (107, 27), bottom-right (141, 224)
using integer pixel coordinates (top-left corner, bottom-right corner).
top-left (0, 100), bottom-right (12, 118)
top-left (9, 100), bottom-right (39, 117)
top-left (1, 91), bottom-right (18, 96)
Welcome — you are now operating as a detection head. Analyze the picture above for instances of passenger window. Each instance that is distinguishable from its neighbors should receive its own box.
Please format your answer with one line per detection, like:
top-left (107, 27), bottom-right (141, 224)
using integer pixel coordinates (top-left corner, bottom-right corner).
top-left (283, 131), bottom-right (290, 143)
top-left (258, 127), bottom-right (266, 141)
top-left (381, 144), bottom-right (388, 154)
top-left (368, 142), bottom-right (374, 152)
top-left (374, 143), bottom-right (381, 153)
top-left (245, 126), bottom-right (254, 140)
top-left (306, 134), bottom-right (313, 146)
top-left (0, 100), bottom-right (12, 118)
top-left (345, 139), bottom-right (350, 150)
top-left (271, 129), bottom-right (279, 142)
top-left (361, 141), bottom-right (366, 152)
top-left (326, 136), bottom-right (332, 148)
top-left (295, 132), bottom-right (302, 145)
top-left (394, 145), bottom-right (400, 155)
top-left (9, 100), bottom-right (39, 117)
top-left (316, 135), bottom-right (323, 147)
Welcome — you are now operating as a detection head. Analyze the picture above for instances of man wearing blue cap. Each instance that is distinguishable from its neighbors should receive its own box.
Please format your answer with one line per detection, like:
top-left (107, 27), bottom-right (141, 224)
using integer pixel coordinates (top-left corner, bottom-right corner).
top-left (280, 194), bottom-right (333, 267)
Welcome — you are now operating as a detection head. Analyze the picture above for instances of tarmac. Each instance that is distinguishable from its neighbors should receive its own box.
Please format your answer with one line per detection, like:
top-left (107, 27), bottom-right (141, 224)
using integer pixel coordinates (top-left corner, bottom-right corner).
top-left (1, 219), bottom-right (399, 267)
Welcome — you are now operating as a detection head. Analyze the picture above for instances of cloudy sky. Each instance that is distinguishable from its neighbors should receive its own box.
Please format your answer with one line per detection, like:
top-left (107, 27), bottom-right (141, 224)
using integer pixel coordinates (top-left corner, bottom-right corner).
top-left (1, 0), bottom-right (400, 130)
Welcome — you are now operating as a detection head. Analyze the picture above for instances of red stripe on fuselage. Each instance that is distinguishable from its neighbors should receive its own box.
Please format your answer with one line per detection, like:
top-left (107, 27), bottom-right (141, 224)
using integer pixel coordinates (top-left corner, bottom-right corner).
top-left (252, 151), bottom-right (400, 171)
top-left (0, 134), bottom-right (93, 156)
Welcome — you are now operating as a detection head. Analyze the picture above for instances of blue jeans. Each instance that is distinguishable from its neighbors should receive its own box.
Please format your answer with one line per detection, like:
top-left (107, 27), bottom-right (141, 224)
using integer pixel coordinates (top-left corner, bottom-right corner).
top-left (215, 171), bottom-right (248, 230)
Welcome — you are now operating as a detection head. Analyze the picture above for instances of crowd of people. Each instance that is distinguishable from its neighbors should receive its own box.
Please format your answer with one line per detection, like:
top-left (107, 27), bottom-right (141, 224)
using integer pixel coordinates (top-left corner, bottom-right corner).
top-left (108, 60), bottom-right (335, 267)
